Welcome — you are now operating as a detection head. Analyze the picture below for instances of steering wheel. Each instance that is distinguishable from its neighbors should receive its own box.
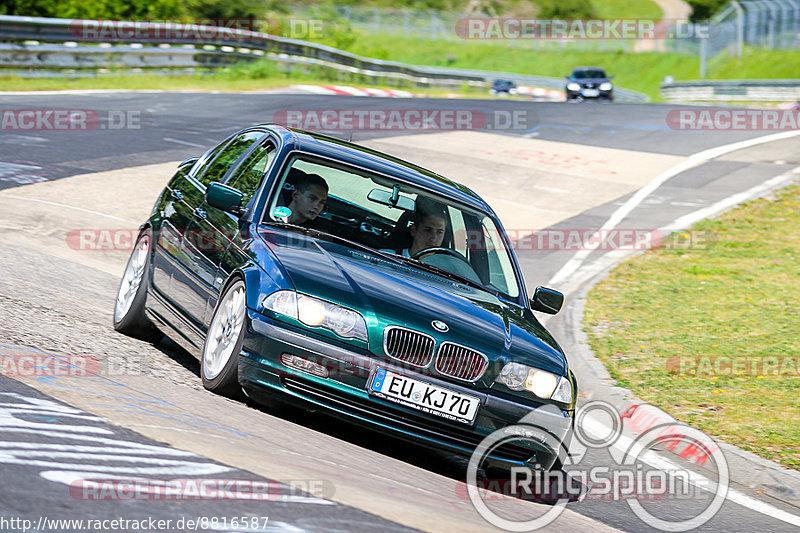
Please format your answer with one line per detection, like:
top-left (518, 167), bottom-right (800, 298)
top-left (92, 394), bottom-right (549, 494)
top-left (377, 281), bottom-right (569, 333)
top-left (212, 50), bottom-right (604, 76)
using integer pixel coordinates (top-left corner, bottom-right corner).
top-left (411, 247), bottom-right (470, 263)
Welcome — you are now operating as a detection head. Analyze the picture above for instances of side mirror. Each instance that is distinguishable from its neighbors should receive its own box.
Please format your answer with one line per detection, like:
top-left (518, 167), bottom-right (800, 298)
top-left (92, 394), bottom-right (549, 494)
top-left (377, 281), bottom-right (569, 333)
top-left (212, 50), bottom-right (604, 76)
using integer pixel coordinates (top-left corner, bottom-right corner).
top-left (530, 286), bottom-right (564, 315)
top-left (206, 182), bottom-right (244, 216)
top-left (608, 75), bottom-right (615, 80)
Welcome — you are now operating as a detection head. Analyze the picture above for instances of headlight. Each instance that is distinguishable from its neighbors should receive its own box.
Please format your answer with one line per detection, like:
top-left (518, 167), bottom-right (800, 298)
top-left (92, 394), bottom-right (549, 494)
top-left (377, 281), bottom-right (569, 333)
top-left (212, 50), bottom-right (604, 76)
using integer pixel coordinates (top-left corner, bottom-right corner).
top-left (496, 362), bottom-right (571, 402)
top-left (599, 82), bottom-right (613, 91)
top-left (567, 82), bottom-right (580, 91)
top-left (262, 290), bottom-right (368, 341)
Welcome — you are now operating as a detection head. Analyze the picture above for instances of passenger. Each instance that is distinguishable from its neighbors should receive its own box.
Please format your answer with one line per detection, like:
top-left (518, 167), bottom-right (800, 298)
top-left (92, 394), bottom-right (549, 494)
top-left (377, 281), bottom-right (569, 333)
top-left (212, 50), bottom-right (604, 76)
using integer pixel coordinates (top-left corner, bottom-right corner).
top-left (286, 172), bottom-right (328, 226)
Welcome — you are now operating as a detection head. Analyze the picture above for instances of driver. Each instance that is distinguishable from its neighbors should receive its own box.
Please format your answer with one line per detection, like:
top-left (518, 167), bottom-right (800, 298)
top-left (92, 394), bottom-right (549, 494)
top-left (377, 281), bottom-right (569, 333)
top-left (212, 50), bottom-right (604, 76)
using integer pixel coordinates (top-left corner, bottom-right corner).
top-left (383, 201), bottom-right (448, 258)
top-left (407, 208), bottom-right (447, 257)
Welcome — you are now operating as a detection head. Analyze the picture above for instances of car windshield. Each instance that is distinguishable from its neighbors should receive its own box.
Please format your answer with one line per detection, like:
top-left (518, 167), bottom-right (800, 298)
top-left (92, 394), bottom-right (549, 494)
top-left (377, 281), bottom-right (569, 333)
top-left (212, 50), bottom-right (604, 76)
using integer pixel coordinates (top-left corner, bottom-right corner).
top-left (573, 69), bottom-right (606, 79)
top-left (264, 154), bottom-right (521, 300)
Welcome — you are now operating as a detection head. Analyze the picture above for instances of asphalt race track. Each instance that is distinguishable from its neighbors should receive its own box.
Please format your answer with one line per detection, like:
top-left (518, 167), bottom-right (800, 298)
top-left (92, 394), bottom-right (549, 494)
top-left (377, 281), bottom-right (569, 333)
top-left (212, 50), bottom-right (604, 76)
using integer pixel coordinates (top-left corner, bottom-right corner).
top-left (1, 91), bottom-right (799, 533)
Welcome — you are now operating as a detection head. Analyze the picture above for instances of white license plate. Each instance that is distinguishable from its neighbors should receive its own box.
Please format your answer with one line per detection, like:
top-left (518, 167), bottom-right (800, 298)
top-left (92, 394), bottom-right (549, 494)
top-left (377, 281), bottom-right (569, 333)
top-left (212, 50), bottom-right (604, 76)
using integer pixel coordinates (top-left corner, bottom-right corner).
top-left (582, 89), bottom-right (599, 97)
top-left (369, 368), bottom-right (481, 424)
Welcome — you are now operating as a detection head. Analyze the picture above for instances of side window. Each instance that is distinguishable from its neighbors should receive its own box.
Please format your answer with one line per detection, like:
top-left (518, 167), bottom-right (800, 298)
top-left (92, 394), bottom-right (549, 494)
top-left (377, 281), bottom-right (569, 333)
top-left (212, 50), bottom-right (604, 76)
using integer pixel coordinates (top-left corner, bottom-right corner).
top-left (197, 131), bottom-right (264, 187)
top-left (225, 142), bottom-right (277, 205)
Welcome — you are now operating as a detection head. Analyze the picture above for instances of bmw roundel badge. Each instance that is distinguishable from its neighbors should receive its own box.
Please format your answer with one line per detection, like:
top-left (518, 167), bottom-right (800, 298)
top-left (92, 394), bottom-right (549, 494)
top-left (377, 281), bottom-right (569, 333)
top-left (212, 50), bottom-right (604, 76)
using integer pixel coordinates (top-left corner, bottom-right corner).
top-left (432, 320), bottom-right (449, 332)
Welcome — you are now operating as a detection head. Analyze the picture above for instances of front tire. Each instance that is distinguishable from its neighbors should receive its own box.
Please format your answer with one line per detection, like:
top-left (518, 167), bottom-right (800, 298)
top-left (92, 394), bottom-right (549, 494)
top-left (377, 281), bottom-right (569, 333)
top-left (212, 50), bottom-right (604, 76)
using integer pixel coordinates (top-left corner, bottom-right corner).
top-left (113, 228), bottom-right (160, 341)
top-left (201, 279), bottom-right (246, 396)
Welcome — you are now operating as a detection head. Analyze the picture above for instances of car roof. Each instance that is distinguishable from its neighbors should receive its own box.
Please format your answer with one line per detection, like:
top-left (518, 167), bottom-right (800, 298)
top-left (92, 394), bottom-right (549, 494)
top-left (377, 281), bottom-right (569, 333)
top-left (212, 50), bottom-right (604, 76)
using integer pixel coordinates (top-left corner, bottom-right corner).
top-left (572, 66), bottom-right (606, 72)
top-left (261, 124), bottom-right (492, 213)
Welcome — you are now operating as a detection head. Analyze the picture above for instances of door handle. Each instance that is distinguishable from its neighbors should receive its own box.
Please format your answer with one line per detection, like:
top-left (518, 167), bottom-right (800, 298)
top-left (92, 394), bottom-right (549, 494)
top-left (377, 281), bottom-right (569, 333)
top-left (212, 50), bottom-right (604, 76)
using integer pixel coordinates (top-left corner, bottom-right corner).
top-left (195, 208), bottom-right (207, 219)
top-left (171, 189), bottom-right (184, 200)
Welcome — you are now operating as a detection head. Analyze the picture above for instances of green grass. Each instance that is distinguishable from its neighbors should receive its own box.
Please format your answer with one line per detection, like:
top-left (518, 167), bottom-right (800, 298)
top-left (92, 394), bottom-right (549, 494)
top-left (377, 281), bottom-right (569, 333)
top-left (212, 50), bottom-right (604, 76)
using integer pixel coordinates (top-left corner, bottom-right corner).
top-left (591, 0), bottom-right (663, 19)
top-left (708, 47), bottom-right (800, 80)
top-left (2, 26), bottom-right (798, 101)
top-left (584, 185), bottom-right (800, 470)
top-left (0, 69), bottom-right (478, 98)
top-left (346, 35), bottom-right (701, 100)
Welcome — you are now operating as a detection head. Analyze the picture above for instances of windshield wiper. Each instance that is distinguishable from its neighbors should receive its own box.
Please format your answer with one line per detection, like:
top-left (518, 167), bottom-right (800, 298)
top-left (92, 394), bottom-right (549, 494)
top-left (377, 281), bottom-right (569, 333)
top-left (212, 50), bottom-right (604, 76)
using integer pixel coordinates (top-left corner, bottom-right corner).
top-left (263, 221), bottom-right (405, 265)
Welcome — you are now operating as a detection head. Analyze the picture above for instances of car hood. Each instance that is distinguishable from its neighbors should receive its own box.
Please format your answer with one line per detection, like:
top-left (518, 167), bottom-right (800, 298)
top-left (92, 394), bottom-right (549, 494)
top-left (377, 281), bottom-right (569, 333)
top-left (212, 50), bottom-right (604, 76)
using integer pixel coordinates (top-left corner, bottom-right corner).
top-left (259, 229), bottom-right (567, 383)
top-left (570, 77), bottom-right (611, 86)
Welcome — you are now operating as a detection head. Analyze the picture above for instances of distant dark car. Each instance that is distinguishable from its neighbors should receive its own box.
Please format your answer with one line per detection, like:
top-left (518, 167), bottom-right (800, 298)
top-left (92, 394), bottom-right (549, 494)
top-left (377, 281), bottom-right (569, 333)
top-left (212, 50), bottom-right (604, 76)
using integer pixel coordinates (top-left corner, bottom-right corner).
top-left (565, 67), bottom-right (614, 102)
top-left (489, 79), bottom-right (518, 96)
top-left (113, 124), bottom-right (576, 473)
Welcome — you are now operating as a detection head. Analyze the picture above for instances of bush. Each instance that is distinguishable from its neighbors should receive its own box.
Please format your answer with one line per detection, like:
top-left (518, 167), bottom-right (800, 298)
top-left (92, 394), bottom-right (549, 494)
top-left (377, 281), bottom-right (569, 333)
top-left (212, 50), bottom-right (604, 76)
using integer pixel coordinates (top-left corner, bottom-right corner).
top-left (537, 0), bottom-right (597, 19)
top-left (0, 0), bottom-right (184, 19)
top-left (685, 0), bottom-right (728, 22)
top-left (183, 0), bottom-right (264, 20)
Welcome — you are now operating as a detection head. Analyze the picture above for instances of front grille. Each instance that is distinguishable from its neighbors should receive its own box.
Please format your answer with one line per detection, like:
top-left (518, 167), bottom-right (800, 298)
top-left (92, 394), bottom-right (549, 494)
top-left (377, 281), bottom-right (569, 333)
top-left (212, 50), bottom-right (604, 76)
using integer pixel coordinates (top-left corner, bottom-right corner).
top-left (383, 326), bottom-right (434, 367)
top-left (283, 377), bottom-right (535, 462)
top-left (435, 342), bottom-right (488, 382)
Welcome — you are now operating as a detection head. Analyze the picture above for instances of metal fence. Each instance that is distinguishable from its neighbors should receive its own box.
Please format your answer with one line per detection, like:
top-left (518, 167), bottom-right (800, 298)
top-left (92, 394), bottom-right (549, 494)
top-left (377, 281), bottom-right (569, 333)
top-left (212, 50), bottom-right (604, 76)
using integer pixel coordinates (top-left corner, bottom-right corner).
top-left (289, 1), bottom-right (800, 60)
top-left (661, 78), bottom-right (800, 100)
top-left (290, 5), bottom-right (640, 52)
top-left (665, 0), bottom-right (800, 76)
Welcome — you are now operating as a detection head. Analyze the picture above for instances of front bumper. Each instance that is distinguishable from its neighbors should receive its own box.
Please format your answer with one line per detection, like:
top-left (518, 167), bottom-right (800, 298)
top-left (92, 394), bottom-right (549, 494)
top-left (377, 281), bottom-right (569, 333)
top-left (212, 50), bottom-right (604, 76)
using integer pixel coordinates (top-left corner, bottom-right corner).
top-left (566, 87), bottom-right (613, 100)
top-left (239, 310), bottom-right (574, 469)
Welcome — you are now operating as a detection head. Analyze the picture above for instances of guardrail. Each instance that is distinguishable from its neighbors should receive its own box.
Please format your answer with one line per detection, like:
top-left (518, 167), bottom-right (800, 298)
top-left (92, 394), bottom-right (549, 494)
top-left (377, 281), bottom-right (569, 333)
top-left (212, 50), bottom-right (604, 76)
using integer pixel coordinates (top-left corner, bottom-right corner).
top-left (0, 15), bottom-right (649, 102)
top-left (662, 79), bottom-right (800, 101)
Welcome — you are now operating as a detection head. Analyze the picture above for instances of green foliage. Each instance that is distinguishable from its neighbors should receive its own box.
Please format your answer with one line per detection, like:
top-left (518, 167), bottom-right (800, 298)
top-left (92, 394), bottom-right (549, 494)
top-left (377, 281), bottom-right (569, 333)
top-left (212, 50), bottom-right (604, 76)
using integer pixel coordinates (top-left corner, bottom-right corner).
top-left (536, 0), bottom-right (597, 19)
top-left (0, 0), bottom-right (184, 18)
top-left (183, 0), bottom-right (264, 20)
top-left (591, 0), bottom-right (662, 20)
top-left (222, 58), bottom-right (279, 79)
top-left (0, 0), bottom-right (264, 20)
top-left (0, 0), bottom-right (662, 24)
top-left (686, 0), bottom-right (728, 22)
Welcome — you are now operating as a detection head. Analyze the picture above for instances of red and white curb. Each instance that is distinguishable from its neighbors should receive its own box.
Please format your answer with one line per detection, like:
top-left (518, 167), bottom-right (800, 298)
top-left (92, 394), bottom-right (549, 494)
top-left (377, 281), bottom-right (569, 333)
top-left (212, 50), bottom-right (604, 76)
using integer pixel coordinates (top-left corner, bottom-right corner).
top-left (516, 86), bottom-right (564, 100)
top-left (292, 85), bottom-right (415, 98)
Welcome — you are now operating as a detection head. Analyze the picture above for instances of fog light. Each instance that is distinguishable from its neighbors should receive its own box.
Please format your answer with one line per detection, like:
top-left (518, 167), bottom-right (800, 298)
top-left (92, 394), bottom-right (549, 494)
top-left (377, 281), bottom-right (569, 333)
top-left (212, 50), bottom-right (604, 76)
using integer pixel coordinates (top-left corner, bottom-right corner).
top-left (280, 354), bottom-right (329, 378)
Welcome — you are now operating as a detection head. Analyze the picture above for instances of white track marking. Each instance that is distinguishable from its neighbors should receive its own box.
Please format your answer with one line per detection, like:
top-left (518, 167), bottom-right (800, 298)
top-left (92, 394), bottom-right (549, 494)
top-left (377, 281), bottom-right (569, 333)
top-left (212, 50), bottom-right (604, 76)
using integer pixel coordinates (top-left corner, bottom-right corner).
top-left (581, 414), bottom-right (800, 527)
top-left (0, 194), bottom-right (136, 223)
top-left (561, 166), bottom-right (798, 293)
top-left (549, 130), bottom-right (800, 286)
top-left (162, 137), bottom-right (205, 148)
